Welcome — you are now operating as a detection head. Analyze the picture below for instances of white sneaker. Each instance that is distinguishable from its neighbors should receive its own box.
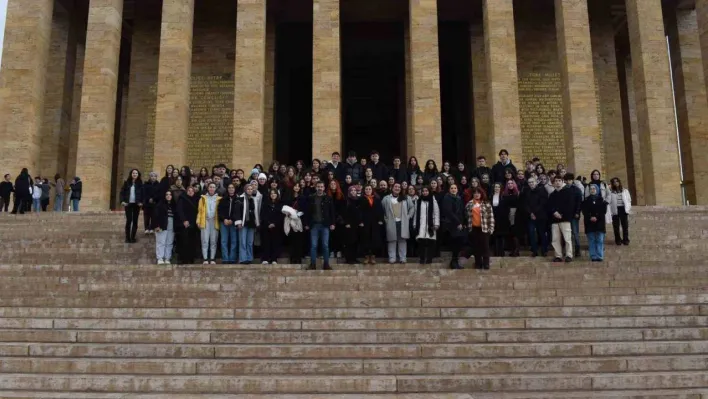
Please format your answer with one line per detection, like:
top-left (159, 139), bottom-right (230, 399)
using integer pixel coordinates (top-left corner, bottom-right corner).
top-left (330, 252), bottom-right (335, 258)
top-left (262, 261), bottom-right (269, 265)
top-left (209, 261), bottom-right (216, 265)
top-left (336, 252), bottom-right (342, 258)
top-left (157, 259), bottom-right (164, 265)
top-left (164, 259), bottom-right (171, 265)
top-left (203, 261), bottom-right (209, 265)
top-left (271, 261), bottom-right (278, 265)
top-left (145, 230), bottom-right (150, 234)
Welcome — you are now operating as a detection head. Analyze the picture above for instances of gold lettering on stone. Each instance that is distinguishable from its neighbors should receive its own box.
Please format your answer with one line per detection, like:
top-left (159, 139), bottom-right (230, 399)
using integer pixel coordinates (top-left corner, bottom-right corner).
top-left (188, 75), bottom-right (234, 168)
top-left (143, 85), bottom-right (157, 173)
top-left (519, 72), bottom-right (565, 167)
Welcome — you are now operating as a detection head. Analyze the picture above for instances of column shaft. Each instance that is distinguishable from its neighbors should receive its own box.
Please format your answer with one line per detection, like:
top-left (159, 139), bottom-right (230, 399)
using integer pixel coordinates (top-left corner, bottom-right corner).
top-left (232, 0), bottom-right (266, 170)
top-left (263, 21), bottom-right (276, 163)
top-left (625, 0), bottom-right (682, 205)
top-left (152, 0), bottom-right (195, 171)
top-left (74, 0), bottom-right (124, 211)
top-left (483, 0), bottom-right (522, 161)
top-left (591, 6), bottom-right (628, 185)
top-left (408, 0), bottom-right (442, 163)
top-left (0, 0), bottom-right (54, 175)
top-left (67, 44), bottom-right (86, 182)
top-left (673, 8), bottom-right (708, 205)
top-left (555, 0), bottom-right (603, 175)
top-left (312, 0), bottom-right (341, 160)
top-left (624, 57), bottom-right (645, 205)
top-left (471, 23), bottom-right (490, 159)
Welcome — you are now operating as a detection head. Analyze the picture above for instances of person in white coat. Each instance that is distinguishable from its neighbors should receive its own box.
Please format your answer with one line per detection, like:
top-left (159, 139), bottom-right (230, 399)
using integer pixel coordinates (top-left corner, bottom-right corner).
top-left (382, 182), bottom-right (414, 264)
top-left (413, 186), bottom-right (440, 264)
top-left (608, 177), bottom-right (632, 245)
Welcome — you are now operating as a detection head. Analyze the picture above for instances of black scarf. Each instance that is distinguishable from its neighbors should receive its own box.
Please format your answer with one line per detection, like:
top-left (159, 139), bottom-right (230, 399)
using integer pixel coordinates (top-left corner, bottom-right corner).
top-left (417, 194), bottom-right (435, 237)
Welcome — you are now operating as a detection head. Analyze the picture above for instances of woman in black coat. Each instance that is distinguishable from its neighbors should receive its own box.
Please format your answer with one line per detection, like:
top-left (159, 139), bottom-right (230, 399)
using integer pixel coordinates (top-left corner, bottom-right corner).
top-left (441, 184), bottom-right (466, 269)
top-left (11, 168), bottom-right (32, 214)
top-left (120, 169), bottom-right (144, 243)
top-left (176, 185), bottom-right (200, 264)
top-left (358, 185), bottom-right (384, 264)
top-left (342, 186), bottom-right (362, 264)
top-left (260, 189), bottom-right (284, 264)
top-left (288, 183), bottom-right (308, 264)
top-left (491, 182), bottom-right (509, 257)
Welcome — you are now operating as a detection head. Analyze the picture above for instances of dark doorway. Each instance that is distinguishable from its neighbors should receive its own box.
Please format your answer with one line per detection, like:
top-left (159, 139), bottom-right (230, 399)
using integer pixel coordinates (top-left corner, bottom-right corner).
top-left (439, 21), bottom-right (473, 165)
top-left (342, 22), bottom-right (406, 161)
top-left (274, 23), bottom-right (313, 164)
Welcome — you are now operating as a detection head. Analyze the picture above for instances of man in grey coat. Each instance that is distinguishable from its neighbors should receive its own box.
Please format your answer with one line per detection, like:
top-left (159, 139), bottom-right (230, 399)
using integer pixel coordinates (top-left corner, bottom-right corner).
top-left (382, 182), bottom-right (414, 263)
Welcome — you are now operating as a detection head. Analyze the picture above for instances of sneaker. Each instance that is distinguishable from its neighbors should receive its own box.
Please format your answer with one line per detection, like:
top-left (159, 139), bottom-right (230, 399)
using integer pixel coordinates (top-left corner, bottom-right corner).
top-left (307, 264), bottom-right (316, 270)
top-left (565, 257), bottom-right (572, 263)
top-left (262, 261), bottom-right (269, 265)
top-left (271, 261), bottom-right (278, 265)
top-left (210, 261), bottom-right (216, 265)
top-left (157, 259), bottom-right (164, 265)
top-left (553, 257), bottom-right (563, 263)
top-left (622, 240), bottom-right (629, 246)
top-left (323, 263), bottom-right (333, 270)
top-left (330, 252), bottom-right (336, 258)
top-left (164, 259), bottom-right (171, 265)
top-left (336, 252), bottom-right (342, 258)
top-left (203, 261), bottom-right (209, 265)
top-left (145, 230), bottom-right (150, 234)
top-left (482, 264), bottom-right (490, 270)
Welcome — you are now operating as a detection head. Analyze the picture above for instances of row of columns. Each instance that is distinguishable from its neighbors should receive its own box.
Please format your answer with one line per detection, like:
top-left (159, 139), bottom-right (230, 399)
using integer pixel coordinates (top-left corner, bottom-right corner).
top-left (0, 0), bottom-right (691, 209)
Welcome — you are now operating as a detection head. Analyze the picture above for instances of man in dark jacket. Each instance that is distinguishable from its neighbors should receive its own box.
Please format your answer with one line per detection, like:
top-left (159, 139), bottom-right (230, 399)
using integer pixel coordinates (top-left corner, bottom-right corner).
top-left (304, 181), bottom-right (336, 270)
top-left (523, 176), bottom-right (549, 256)
top-left (326, 152), bottom-right (347, 182)
top-left (0, 174), bottom-right (13, 212)
top-left (389, 156), bottom-right (408, 184)
top-left (369, 151), bottom-right (389, 181)
top-left (471, 156), bottom-right (492, 181)
top-left (343, 151), bottom-right (363, 182)
top-left (491, 149), bottom-right (517, 184)
top-left (547, 176), bottom-right (575, 262)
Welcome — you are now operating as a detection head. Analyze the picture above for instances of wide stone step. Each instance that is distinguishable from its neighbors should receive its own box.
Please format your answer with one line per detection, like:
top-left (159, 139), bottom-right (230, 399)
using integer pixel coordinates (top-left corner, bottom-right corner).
top-left (0, 371), bottom-right (707, 393)
top-left (0, 355), bottom-right (707, 375)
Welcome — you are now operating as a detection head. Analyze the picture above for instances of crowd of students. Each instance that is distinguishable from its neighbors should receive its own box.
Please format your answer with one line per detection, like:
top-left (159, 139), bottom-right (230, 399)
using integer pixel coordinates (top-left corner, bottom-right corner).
top-left (117, 149), bottom-right (633, 269)
top-left (0, 169), bottom-right (82, 214)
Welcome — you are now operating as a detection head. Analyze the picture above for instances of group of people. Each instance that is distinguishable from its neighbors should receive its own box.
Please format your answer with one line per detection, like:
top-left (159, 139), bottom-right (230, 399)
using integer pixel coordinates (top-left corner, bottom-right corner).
top-left (118, 149), bottom-right (633, 269)
top-left (0, 169), bottom-right (82, 213)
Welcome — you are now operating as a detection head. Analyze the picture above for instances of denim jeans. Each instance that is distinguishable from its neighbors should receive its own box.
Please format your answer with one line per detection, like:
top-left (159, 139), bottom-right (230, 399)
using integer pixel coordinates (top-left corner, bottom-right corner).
top-left (587, 232), bottom-right (605, 260)
top-left (32, 198), bottom-right (41, 213)
top-left (220, 222), bottom-right (239, 263)
top-left (71, 199), bottom-right (79, 212)
top-left (239, 226), bottom-right (255, 263)
top-left (570, 218), bottom-right (581, 252)
top-left (310, 224), bottom-right (330, 265)
top-left (54, 194), bottom-right (63, 212)
top-left (527, 218), bottom-right (548, 255)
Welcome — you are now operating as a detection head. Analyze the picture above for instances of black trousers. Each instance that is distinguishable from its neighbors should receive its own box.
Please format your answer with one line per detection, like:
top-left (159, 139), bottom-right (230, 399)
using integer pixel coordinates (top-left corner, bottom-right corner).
top-left (261, 227), bottom-right (282, 263)
top-left (143, 204), bottom-right (155, 231)
top-left (124, 204), bottom-right (140, 240)
top-left (41, 198), bottom-right (49, 211)
top-left (11, 196), bottom-right (28, 214)
top-left (417, 238), bottom-right (435, 263)
top-left (343, 226), bottom-right (358, 263)
top-left (0, 196), bottom-right (9, 212)
top-left (493, 235), bottom-right (505, 257)
top-left (289, 231), bottom-right (305, 263)
top-left (179, 226), bottom-right (200, 264)
top-left (612, 206), bottom-right (629, 243)
top-left (470, 227), bottom-right (491, 267)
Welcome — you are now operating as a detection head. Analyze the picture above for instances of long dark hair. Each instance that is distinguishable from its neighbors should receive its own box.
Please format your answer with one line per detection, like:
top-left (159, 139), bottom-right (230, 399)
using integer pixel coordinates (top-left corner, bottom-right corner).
top-left (126, 169), bottom-right (142, 184)
top-left (610, 177), bottom-right (624, 193)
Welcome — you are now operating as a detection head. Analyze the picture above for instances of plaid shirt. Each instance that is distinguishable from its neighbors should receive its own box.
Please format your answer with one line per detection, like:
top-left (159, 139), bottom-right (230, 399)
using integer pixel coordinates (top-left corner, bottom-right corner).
top-left (465, 200), bottom-right (494, 235)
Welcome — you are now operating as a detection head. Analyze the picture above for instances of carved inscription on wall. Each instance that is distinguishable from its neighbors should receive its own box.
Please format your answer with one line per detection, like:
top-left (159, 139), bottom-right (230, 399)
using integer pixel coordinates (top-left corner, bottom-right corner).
top-left (143, 85), bottom-right (157, 173)
top-left (188, 75), bottom-right (234, 168)
top-left (518, 72), bottom-right (565, 167)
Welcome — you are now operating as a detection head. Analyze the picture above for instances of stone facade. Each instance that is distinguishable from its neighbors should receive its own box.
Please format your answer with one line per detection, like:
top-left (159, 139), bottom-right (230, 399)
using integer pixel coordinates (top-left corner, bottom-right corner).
top-left (0, 0), bottom-right (703, 209)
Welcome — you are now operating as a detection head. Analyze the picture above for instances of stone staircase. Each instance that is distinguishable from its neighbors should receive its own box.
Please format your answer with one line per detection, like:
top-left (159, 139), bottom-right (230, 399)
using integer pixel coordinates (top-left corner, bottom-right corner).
top-left (0, 208), bottom-right (706, 397)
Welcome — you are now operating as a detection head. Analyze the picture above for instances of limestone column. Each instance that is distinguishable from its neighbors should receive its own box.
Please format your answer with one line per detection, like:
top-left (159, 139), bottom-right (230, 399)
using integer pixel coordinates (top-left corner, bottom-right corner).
top-left (471, 23), bottom-right (490, 159)
top-left (74, 0), bottom-right (124, 211)
top-left (590, 7), bottom-right (628, 186)
top-left (555, 0), bottom-right (603, 176)
top-left (482, 0), bottom-right (522, 162)
top-left (408, 0), bottom-right (442, 163)
top-left (232, 0), bottom-right (266, 170)
top-left (152, 0), bottom-right (195, 171)
top-left (624, 57), bottom-right (645, 205)
top-left (263, 21), bottom-right (276, 163)
top-left (0, 0), bottom-right (54, 175)
top-left (312, 0), bottom-right (341, 160)
top-left (625, 0), bottom-right (682, 205)
top-left (672, 8), bottom-right (708, 205)
top-left (40, 3), bottom-right (77, 179)
top-left (67, 44), bottom-right (86, 182)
